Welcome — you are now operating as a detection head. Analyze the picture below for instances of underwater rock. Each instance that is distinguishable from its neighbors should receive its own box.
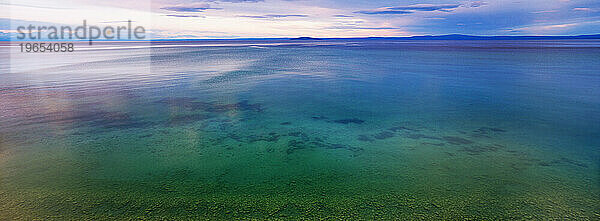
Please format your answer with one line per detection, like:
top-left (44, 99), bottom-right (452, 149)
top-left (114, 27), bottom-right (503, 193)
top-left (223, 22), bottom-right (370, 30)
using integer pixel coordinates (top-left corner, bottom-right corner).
top-left (139, 134), bottom-right (153, 138)
top-left (472, 127), bottom-right (506, 137)
top-left (470, 133), bottom-right (491, 139)
top-left (442, 136), bottom-right (474, 145)
top-left (538, 162), bottom-right (551, 167)
top-left (476, 127), bottom-right (506, 133)
top-left (288, 132), bottom-right (303, 137)
top-left (288, 132), bottom-right (310, 142)
top-left (285, 136), bottom-right (362, 155)
top-left (357, 135), bottom-right (374, 142)
top-left (247, 133), bottom-right (281, 143)
top-left (460, 144), bottom-right (503, 155)
top-left (226, 130), bottom-right (319, 145)
top-left (167, 113), bottom-right (211, 125)
top-left (313, 137), bottom-right (325, 143)
top-left (226, 133), bottom-right (244, 142)
top-left (539, 157), bottom-right (588, 168)
top-left (333, 118), bottom-right (364, 124)
top-left (405, 134), bottom-right (442, 140)
top-left (388, 126), bottom-right (418, 132)
top-left (469, 127), bottom-right (506, 139)
top-left (286, 140), bottom-right (309, 154)
top-left (422, 142), bottom-right (445, 147)
top-left (358, 129), bottom-right (402, 142)
top-left (373, 131), bottom-right (394, 140)
top-left (311, 115), bottom-right (328, 120)
top-left (561, 158), bottom-right (588, 168)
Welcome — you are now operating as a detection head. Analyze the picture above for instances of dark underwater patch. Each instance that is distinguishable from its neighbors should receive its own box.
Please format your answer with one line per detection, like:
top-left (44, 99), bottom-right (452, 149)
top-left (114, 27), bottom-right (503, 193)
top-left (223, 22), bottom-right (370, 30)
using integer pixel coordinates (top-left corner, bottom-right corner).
top-left (311, 115), bottom-right (328, 120)
top-left (372, 131), bottom-right (394, 140)
top-left (85, 111), bottom-right (159, 130)
top-left (288, 132), bottom-right (310, 141)
top-left (388, 126), bottom-right (418, 132)
top-left (138, 134), bottom-right (153, 138)
top-left (225, 133), bottom-right (244, 143)
top-left (333, 118), bottom-right (364, 124)
top-left (158, 98), bottom-right (263, 113)
top-left (286, 140), bottom-right (309, 154)
top-left (539, 157), bottom-right (588, 168)
top-left (476, 127), bottom-right (506, 133)
top-left (288, 132), bottom-right (303, 137)
top-left (246, 133), bottom-right (282, 143)
top-left (422, 142), bottom-right (445, 147)
top-left (460, 144), bottom-right (504, 155)
top-left (471, 127), bottom-right (507, 138)
top-left (442, 136), bottom-right (474, 145)
top-left (358, 125), bottom-right (435, 142)
top-left (405, 133), bottom-right (442, 140)
top-left (357, 134), bottom-right (374, 142)
top-left (285, 137), bottom-right (362, 155)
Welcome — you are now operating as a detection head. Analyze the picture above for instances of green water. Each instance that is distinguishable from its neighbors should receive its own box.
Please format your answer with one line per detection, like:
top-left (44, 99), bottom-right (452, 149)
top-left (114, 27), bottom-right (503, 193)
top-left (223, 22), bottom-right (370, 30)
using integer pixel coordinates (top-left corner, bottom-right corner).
top-left (0, 40), bottom-right (599, 219)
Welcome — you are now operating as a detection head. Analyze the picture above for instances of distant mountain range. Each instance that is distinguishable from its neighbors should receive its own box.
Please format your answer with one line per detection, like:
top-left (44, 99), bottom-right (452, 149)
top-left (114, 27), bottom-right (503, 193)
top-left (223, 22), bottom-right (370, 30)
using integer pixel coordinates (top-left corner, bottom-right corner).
top-left (290, 34), bottom-right (600, 41)
top-left (2, 34), bottom-right (599, 41)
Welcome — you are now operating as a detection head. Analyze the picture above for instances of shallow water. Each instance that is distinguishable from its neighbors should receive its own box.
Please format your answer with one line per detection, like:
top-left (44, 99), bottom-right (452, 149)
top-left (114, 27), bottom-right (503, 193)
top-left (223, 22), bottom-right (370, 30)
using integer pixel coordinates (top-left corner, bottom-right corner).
top-left (1, 40), bottom-right (599, 219)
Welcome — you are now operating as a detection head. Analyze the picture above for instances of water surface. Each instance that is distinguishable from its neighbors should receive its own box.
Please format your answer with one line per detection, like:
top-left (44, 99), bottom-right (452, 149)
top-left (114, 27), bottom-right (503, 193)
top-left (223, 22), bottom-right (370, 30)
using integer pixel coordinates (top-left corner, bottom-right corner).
top-left (1, 40), bottom-right (599, 219)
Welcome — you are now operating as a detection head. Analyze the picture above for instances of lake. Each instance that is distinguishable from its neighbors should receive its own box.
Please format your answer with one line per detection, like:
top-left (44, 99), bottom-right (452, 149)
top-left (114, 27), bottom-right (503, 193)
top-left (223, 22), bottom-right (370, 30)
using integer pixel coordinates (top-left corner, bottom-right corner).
top-left (0, 39), bottom-right (599, 219)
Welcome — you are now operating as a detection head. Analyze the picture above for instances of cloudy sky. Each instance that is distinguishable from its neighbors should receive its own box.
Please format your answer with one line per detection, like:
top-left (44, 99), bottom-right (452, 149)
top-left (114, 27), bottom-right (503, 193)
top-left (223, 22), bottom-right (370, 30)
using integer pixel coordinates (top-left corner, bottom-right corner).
top-left (1, 0), bottom-right (599, 39)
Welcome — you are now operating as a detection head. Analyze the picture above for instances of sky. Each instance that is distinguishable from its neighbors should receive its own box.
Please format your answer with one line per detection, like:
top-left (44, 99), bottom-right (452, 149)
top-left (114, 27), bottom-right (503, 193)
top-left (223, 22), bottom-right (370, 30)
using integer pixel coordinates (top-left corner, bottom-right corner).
top-left (1, 0), bottom-right (599, 39)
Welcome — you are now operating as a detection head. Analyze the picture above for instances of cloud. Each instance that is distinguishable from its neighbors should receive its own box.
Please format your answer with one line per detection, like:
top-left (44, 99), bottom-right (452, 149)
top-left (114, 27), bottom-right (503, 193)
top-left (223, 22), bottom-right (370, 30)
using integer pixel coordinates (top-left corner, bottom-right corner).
top-left (327, 26), bottom-right (401, 30)
top-left (354, 9), bottom-right (413, 15)
top-left (572, 8), bottom-right (598, 12)
top-left (206, 0), bottom-right (263, 2)
top-left (354, 3), bottom-right (488, 15)
top-left (161, 3), bottom-right (221, 12)
top-left (506, 20), bottom-right (600, 33)
top-left (509, 23), bottom-right (577, 33)
top-left (354, 4), bottom-right (464, 15)
top-left (468, 1), bottom-right (487, 8)
top-left (5, 0), bottom-right (599, 38)
top-left (387, 4), bottom-right (462, 12)
top-left (0, 2), bottom-right (70, 10)
top-left (531, 10), bottom-right (559, 14)
top-left (165, 15), bottom-right (203, 18)
top-left (238, 14), bottom-right (309, 19)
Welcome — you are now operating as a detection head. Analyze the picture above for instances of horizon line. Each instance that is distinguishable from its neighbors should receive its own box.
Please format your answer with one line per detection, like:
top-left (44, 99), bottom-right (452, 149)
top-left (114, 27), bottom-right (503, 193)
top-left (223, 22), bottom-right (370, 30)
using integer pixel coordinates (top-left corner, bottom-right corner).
top-left (1, 33), bottom-right (600, 42)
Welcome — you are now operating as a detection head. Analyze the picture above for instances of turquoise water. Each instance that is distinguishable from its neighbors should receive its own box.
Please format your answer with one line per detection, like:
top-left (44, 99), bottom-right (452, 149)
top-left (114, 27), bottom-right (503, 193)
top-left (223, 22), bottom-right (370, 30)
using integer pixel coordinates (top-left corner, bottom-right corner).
top-left (0, 40), bottom-right (599, 219)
